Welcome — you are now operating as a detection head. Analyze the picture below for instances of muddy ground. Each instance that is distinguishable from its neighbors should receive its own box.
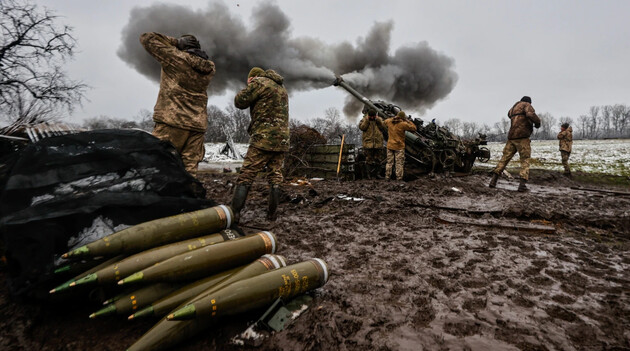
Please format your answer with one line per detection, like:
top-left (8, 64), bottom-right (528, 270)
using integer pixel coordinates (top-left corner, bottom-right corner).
top-left (1, 169), bottom-right (629, 350)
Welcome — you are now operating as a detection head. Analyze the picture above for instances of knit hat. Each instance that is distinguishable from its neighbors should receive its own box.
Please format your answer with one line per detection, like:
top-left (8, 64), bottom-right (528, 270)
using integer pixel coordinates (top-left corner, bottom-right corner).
top-left (561, 122), bottom-right (570, 129)
top-left (248, 67), bottom-right (264, 79)
top-left (521, 96), bottom-right (532, 103)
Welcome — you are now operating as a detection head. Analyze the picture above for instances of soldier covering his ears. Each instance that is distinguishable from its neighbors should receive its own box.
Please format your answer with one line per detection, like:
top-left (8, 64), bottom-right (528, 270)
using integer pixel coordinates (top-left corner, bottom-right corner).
top-left (140, 32), bottom-right (215, 177)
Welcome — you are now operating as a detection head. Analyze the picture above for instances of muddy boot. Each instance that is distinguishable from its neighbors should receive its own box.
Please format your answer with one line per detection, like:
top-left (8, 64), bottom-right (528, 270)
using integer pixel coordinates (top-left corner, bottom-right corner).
top-left (488, 173), bottom-right (499, 188)
top-left (231, 183), bottom-right (250, 224)
top-left (517, 178), bottom-right (528, 192)
top-left (267, 184), bottom-right (281, 221)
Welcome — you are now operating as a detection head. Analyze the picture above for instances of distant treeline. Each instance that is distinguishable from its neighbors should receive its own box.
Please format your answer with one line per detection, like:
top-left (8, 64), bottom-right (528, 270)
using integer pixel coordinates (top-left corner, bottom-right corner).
top-left (80, 103), bottom-right (630, 144)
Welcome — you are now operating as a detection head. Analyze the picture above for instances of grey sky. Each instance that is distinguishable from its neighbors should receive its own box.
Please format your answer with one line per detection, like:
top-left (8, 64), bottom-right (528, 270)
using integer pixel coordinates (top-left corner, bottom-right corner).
top-left (38, 0), bottom-right (630, 126)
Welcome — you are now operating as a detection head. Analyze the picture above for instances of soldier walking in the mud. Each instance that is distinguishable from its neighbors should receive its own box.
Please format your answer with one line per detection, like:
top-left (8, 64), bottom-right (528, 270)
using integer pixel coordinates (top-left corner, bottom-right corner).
top-left (359, 109), bottom-right (385, 179)
top-left (231, 67), bottom-right (289, 222)
top-left (384, 111), bottom-right (417, 181)
top-left (140, 32), bottom-right (215, 177)
top-left (489, 96), bottom-right (541, 192)
top-left (557, 122), bottom-right (573, 177)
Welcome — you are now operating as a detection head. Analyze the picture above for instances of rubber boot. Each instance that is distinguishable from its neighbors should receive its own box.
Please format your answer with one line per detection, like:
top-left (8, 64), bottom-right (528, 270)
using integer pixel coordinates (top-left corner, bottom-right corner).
top-left (517, 178), bottom-right (528, 192)
top-left (488, 173), bottom-right (499, 188)
top-left (267, 184), bottom-right (281, 221)
top-left (231, 184), bottom-right (250, 224)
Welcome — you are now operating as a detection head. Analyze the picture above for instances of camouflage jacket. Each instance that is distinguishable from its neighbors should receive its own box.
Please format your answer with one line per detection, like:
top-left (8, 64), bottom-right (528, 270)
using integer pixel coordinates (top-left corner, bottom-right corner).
top-left (234, 70), bottom-right (290, 152)
top-left (557, 127), bottom-right (573, 152)
top-left (140, 32), bottom-right (215, 132)
top-left (507, 101), bottom-right (541, 140)
top-left (359, 114), bottom-right (385, 149)
top-left (384, 116), bottom-right (417, 151)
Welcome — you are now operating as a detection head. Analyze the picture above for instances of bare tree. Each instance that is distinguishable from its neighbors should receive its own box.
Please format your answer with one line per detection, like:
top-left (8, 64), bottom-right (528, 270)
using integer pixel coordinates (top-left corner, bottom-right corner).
top-left (0, 0), bottom-right (87, 124)
top-left (443, 118), bottom-right (462, 135)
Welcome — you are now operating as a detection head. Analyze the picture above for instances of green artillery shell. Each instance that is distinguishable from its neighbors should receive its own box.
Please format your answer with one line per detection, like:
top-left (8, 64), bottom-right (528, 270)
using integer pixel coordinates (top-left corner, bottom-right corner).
top-left (168, 259), bottom-right (328, 321)
top-left (119, 231), bottom-right (277, 286)
top-left (129, 254), bottom-right (287, 320)
top-left (126, 254), bottom-right (287, 351)
top-left (89, 282), bottom-right (182, 319)
top-left (71, 230), bottom-right (239, 288)
top-left (63, 205), bottom-right (234, 259)
top-left (50, 254), bottom-right (126, 294)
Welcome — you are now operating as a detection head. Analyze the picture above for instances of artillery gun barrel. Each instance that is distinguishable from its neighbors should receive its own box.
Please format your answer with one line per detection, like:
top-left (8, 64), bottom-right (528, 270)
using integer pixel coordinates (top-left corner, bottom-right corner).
top-left (332, 76), bottom-right (388, 118)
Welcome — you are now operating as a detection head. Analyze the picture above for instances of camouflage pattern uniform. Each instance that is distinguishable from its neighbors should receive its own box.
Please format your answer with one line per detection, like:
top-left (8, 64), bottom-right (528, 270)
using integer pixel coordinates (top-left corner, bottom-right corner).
top-left (234, 69), bottom-right (289, 185)
top-left (140, 32), bottom-right (215, 177)
top-left (359, 114), bottom-right (385, 176)
top-left (384, 112), bottom-right (417, 180)
top-left (557, 126), bottom-right (573, 174)
top-left (493, 101), bottom-right (541, 180)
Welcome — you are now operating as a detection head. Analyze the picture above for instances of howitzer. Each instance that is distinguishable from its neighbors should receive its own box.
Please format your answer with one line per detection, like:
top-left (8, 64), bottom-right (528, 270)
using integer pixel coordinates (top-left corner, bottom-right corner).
top-left (333, 75), bottom-right (490, 176)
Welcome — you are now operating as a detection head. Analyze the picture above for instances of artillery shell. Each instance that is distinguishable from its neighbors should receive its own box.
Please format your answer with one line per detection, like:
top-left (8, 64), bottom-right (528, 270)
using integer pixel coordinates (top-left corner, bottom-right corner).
top-left (130, 254), bottom-right (286, 320)
top-left (62, 205), bottom-right (234, 259)
top-left (50, 254), bottom-right (125, 294)
top-left (119, 231), bottom-right (276, 286)
top-left (89, 282), bottom-right (182, 319)
top-left (126, 254), bottom-right (287, 351)
top-left (71, 230), bottom-right (239, 288)
top-left (168, 259), bottom-right (328, 320)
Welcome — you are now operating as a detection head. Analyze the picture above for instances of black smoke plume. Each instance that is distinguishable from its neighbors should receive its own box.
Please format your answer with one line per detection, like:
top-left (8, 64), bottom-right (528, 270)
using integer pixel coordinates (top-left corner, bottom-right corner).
top-left (118, 1), bottom-right (458, 117)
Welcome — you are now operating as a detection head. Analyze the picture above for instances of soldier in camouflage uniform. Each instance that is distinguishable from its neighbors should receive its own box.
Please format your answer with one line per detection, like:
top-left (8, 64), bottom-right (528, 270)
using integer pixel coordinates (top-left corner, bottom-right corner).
top-left (231, 67), bottom-right (289, 222)
top-left (359, 109), bottom-right (385, 179)
top-left (557, 122), bottom-right (573, 177)
top-left (140, 32), bottom-right (215, 177)
top-left (489, 96), bottom-right (541, 192)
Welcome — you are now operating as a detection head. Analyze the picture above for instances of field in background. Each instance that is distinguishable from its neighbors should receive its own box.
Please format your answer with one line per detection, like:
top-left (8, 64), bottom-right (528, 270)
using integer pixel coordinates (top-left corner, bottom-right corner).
top-left (200, 140), bottom-right (630, 177)
top-left (478, 139), bottom-right (630, 177)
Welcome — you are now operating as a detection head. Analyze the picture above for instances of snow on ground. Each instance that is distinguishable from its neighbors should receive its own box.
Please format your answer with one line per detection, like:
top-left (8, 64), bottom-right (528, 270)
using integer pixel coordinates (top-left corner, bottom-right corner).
top-left (199, 143), bottom-right (248, 172)
top-left (478, 139), bottom-right (630, 176)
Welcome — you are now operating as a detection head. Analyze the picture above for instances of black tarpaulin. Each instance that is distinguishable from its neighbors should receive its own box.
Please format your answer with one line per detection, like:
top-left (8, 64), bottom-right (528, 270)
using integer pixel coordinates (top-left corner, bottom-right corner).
top-left (0, 129), bottom-right (216, 298)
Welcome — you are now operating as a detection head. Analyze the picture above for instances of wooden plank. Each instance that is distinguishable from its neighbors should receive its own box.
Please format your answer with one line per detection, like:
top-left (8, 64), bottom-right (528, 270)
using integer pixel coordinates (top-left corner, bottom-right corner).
top-left (435, 213), bottom-right (556, 233)
top-left (570, 186), bottom-right (630, 196)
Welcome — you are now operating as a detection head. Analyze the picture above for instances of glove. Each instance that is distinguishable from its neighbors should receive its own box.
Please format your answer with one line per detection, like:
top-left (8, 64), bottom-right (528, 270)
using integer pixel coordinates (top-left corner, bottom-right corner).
top-left (176, 36), bottom-right (199, 50)
top-left (534, 122), bottom-right (541, 128)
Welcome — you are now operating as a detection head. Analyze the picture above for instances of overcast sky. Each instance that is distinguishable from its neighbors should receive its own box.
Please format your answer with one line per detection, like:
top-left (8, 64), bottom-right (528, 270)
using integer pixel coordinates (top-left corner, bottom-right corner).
top-left (38, 0), bottom-right (630, 126)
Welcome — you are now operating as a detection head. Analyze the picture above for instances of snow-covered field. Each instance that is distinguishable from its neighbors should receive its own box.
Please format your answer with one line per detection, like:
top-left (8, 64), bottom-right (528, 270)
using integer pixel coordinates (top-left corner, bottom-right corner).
top-left (478, 139), bottom-right (630, 176)
top-left (199, 142), bottom-right (248, 172)
top-left (201, 140), bottom-right (630, 176)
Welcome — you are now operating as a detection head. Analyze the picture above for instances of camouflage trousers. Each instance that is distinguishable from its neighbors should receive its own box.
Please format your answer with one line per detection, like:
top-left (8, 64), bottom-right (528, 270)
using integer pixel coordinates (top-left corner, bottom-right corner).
top-left (560, 150), bottom-right (571, 173)
top-left (237, 146), bottom-right (285, 185)
top-left (493, 138), bottom-right (531, 180)
top-left (153, 122), bottom-right (205, 177)
top-left (386, 149), bottom-right (405, 180)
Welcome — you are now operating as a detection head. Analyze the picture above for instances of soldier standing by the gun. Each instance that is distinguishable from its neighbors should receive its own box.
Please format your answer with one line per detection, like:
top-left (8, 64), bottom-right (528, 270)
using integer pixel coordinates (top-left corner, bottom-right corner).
top-left (557, 122), bottom-right (573, 177)
top-left (384, 111), bottom-right (417, 181)
top-left (231, 67), bottom-right (289, 222)
top-left (140, 32), bottom-right (215, 177)
top-left (359, 109), bottom-right (385, 179)
top-left (489, 96), bottom-right (541, 192)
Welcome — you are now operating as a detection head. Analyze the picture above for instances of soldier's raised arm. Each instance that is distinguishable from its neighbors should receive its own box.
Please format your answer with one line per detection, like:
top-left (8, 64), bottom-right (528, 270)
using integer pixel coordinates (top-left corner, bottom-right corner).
top-left (358, 115), bottom-right (370, 131)
top-left (234, 80), bottom-right (262, 110)
top-left (140, 32), bottom-right (180, 65)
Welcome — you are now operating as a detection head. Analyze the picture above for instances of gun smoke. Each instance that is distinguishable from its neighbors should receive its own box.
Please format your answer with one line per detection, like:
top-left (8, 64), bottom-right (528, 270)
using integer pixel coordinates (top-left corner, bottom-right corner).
top-left (118, 1), bottom-right (458, 118)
